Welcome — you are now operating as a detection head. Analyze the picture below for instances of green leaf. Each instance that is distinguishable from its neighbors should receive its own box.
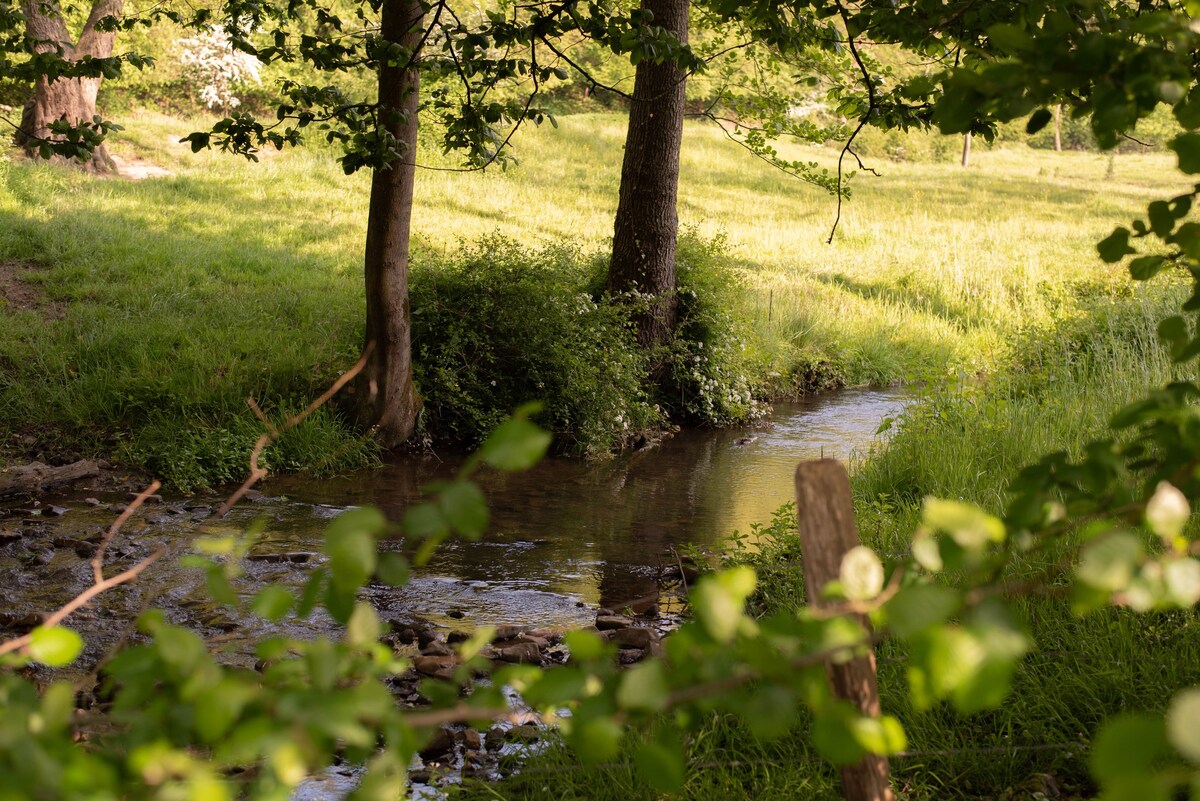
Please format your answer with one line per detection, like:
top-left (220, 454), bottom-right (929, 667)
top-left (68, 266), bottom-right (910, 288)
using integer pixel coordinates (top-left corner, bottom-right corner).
top-left (404, 503), bottom-right (448, 539)
top-left (439, 480), bottom-right (489, 539)
top-left (324, 508), bottom-right (382, 592)
top-left (1026, 108), bottom-right (1052, 134)
top-left (346, 602), bottom-right (382, 648)
top-left (1167, 687), bottom-right (1200, 763)
top-left (850, 714), bottom-right (908, 756)
top-left (251, 585), bottom-right (295, 621)
top-left (525, 667), bottom-right (589, 707)
top-left (40, 681), bottom-right (77, 732)
top-left (1129, 255), bottom-right (1166, 281)
top-left (1091, 714), bottom-right (1170, 785)
top-left (1172, 132), bottom-right (1200, 174)
top-left (1077, 532), bottom-right (1143, 592)
top-left (1148, 201), bottom-right (1174, 237)
top-left (1098, 227), bottom-right (1135, 263)
top-left (564, 630), bottom-right (608, 662)
top-left (570, 717), bottom-right (624, 764)
top-left (376, 552), bottom-right (410, 586)
top-left (691, 579), bottom-right (743, 643)
top-left (616, 661), bottom-right (668, 711)
top-left (194, 677), bottom-right (255, 743)
top-left (839, 546), bottom-right (884, 601)
top-left (812, 703), bottom-right (866, 764)
top-left (28, 626), bottom-right (84, 667)
top-left (741, 685), bottom-right (798, 740)
top-left (885, 584), bottom-right (961, 639)
top-left (907, 626), bottom-right (984, 710)
top-left (480, 416), bottom-right (551, 471)
top-left (634, 733), bottom-right (685, 793)
top-left (922, 498), bottom-right (1005, 551)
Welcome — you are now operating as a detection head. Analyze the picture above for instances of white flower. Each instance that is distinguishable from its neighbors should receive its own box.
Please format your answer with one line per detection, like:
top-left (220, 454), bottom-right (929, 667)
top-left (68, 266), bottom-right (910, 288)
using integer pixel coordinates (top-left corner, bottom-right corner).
top-left (1147, 481), bottom-right (1191, 543)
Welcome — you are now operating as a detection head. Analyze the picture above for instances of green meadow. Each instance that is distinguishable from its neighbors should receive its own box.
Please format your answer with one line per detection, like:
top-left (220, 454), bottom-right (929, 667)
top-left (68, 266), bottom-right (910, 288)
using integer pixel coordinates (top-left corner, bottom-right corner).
top-left (0, 111), bottom-right (1186, 487)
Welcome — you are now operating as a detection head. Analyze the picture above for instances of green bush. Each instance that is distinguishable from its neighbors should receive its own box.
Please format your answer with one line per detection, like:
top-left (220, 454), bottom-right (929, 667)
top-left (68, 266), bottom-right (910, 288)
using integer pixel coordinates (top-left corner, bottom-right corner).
top-left (660, 232), bottom-right (769, 425)
top-left (410, 236), bottom-right (662, 456)
top-left (409, 233), bottom-right (768, 456)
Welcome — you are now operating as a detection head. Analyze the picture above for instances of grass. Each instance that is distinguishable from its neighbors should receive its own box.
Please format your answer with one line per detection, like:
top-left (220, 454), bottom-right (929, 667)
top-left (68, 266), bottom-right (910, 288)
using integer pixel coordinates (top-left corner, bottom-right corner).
top-left (454, 278), bottom-right (1200, 801)
top-left (0, 110), bottom-right (1191, 487)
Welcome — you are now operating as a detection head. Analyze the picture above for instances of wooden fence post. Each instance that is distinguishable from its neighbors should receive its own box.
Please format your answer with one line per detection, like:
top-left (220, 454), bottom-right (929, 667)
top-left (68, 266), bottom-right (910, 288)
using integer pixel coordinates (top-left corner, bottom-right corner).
top-left (795, 459), bottom-right (894, 801)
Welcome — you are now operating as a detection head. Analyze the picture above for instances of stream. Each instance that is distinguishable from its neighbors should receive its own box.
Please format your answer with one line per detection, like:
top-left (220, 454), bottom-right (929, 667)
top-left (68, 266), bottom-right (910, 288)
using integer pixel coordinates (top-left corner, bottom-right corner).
top-left (0, 388), bottom-right (908, 666)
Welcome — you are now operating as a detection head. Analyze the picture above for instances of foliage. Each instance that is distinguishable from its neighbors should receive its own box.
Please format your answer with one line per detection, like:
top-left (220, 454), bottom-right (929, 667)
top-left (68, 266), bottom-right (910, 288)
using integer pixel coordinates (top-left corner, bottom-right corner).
top-left (660, 232), bottom-right (769, 425)
top-left (410, 236), bottom-right (661, 456)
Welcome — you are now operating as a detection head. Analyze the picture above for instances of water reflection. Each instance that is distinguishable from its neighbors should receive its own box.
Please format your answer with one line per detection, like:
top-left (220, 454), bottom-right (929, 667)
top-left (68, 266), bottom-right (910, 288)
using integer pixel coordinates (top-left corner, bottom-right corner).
top-left (269, 389), bottom-right (908, 629)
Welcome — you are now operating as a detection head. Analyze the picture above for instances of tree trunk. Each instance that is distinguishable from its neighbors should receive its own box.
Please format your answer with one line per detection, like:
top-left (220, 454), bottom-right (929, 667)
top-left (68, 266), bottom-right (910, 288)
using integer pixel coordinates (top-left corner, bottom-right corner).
top-left (606, 0), bottom-right (689, 351)
top-left (1053, 104), bottom-right (1062, 151)
top-left (356, 0), bottom-right (424, 448)
top-left (17, 0), bottom-right (122, 173)
top-left (960, 132), bottom-right (971, 168)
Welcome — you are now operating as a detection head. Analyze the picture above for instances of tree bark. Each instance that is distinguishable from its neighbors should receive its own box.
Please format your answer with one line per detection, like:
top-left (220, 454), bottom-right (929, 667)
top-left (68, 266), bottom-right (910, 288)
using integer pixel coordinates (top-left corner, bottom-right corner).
top-left (17, 0), bottom-right (122, 173)
top-left (606, 0), bottom-right (688, 351)
top-left (356, 0), bottom-right (424, 448)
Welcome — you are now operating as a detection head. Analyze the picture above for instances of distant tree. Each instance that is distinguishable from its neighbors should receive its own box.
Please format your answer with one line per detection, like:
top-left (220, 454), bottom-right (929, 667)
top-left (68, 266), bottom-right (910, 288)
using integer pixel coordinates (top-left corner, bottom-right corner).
top-left (10, 0), bottom-right (130, 173)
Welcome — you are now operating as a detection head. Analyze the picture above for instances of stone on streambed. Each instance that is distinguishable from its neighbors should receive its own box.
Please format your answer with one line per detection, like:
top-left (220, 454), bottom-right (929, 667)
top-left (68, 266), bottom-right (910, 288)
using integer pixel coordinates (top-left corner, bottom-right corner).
top-left (413, 655), bottom-right (460, 680)
top-left (495, 642), bottom-right (541, 664)
top-left (419, 726), bottom-right (456, 761)
top-left (612, 626), bottom-right (659, 650)
top-left (595, 614), bottom-right (633, 630)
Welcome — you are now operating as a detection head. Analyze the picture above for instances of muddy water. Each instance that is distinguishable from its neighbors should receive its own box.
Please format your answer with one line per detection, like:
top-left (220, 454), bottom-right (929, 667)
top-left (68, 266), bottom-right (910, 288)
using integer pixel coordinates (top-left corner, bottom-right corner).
top-left (0, 389), bottom-right (906, 666)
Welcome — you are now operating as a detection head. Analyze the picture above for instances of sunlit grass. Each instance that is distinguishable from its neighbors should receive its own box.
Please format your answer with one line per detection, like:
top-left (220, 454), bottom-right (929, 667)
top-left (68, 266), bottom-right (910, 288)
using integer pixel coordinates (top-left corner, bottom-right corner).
top-left (0, 109), bottom-right (1188, 484)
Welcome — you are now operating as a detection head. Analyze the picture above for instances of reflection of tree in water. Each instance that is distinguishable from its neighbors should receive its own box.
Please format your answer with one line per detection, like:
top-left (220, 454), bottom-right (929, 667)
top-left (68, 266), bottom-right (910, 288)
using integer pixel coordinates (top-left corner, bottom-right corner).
top-left (272, 394), bottom-right (908, 620)
top-left (593, 435), bottom-right (722, 611)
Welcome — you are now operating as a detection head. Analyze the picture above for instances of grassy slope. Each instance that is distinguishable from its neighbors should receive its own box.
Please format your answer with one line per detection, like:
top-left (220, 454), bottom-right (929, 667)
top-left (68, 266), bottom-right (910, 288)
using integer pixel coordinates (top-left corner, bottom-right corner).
top-left (0, 111), bottom-right (1188, 487)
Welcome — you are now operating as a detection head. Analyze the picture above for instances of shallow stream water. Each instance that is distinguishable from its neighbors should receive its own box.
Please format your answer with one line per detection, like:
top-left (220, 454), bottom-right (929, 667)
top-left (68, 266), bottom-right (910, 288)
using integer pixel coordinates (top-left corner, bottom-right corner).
top-left (0, 388), bottom-right (908, 665)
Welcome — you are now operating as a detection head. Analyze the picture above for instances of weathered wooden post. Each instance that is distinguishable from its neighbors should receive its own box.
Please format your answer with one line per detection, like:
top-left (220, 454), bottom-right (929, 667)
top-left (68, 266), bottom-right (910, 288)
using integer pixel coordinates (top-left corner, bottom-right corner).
top-left (795, 459), bottom-right (894, 801)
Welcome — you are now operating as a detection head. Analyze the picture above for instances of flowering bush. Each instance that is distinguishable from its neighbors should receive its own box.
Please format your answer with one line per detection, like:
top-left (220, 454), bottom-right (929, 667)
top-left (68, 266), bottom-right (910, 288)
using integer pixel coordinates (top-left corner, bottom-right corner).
top-left (178, 28), bottom-right (262, 111)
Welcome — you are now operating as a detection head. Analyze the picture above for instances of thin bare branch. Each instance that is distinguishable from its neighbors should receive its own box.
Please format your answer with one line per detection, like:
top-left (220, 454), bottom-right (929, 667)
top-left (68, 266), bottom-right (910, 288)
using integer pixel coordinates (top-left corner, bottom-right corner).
top-left (92, 480), bottom-right (161, 584)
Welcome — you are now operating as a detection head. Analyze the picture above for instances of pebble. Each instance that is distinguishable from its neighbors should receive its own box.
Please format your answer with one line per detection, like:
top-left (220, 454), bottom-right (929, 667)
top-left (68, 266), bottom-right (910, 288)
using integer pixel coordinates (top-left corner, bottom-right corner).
top-left (418, 727), bottom-right (456, 760)
top-left (596, 614), bottom-right (633, 630)
top-left (613, 627), bottom-right (659, 650)
top-left (420, 640), bottom-right (454, 657)
top-left (495, 642), bottom-right (541, 664)
top-left (413, 655), bottom-right (459, 680)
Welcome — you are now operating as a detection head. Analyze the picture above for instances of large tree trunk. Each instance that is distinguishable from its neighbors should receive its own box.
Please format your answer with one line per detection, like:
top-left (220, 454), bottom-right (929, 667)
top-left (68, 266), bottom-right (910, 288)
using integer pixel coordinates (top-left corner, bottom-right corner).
top-left (17, 0), bottom-right (122, 173)
top-left (356, 0), bottom-right (424, 448)
top-left (606, 0), bottom-right (689, 351)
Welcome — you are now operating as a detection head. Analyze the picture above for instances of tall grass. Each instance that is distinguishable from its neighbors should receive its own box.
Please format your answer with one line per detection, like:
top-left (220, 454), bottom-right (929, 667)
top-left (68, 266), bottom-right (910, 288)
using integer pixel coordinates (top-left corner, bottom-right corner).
top-left (0, 110), bottom-right (1189, 485)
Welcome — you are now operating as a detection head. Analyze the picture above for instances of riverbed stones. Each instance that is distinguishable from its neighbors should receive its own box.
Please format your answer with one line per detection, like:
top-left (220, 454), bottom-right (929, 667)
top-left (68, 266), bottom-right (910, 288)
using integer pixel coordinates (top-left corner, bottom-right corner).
top-left (460, 728), bottom-right (483, 750)
top-left (595, 614), bottom-right (633, 630)
top-left (413, 655), bottom-right (459, 679)
top-left (420, 639), bottom-right (454, 657)
top-left (612, 626), bottom-right (659, 650)
top-left (419, 726), bottom-right (455, 760)
top-left (495, 641), bottom-right (541, 664)
top-left (618, 648), bottom-right (645, 665)
top-left (505, 724), bottom-right (541, 742)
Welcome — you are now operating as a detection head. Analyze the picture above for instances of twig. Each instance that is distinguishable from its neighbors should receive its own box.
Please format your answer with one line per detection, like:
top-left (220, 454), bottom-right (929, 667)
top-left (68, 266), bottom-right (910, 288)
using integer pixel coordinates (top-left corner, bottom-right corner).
top-left (827, 0), bottom-right (881, 244)
top-left (92, 480), bottom-right (161, 584)
top-left (0, 550), bottom-right (164, 658)
top-left (215, 344), bottom-right (373, 519)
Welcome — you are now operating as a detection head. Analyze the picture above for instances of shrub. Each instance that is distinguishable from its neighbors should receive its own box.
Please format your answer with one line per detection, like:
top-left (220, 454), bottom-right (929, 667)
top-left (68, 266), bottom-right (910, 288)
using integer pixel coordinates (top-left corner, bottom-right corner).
top-left (410, 236), bottom-right (662, 456)
top-left (658, 232), bottom-right (769, 425)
